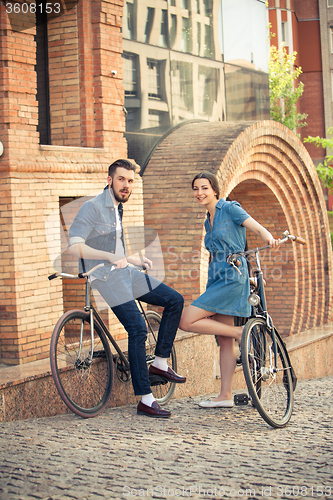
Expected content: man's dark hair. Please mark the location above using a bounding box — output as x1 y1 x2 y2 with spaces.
108 159 136 178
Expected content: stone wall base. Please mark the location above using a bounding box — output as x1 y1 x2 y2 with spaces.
0 325 332 422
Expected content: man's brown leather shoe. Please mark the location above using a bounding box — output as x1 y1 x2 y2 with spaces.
149 365 186 384
137 401 171 418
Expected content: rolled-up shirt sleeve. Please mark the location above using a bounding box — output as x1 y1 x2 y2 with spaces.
227 201 250 226
68 200 97 248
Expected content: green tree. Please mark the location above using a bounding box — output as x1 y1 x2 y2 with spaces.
269 45 307 131
304 131 333 249
304 128 333 193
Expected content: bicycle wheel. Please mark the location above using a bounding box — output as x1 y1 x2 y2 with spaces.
145 311 177 405
241 317 294 428
50 310 113 418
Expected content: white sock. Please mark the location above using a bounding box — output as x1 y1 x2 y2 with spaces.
152 356 168 371
141 393 155 407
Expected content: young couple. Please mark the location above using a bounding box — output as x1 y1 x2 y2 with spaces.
68 159 279 418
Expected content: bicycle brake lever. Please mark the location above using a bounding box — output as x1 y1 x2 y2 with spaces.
230 261 242 275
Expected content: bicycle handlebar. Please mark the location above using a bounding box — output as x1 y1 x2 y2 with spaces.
227 231 306 266
292 235 306 245
48 262 147 281
48 262 105 281
277 233 306 248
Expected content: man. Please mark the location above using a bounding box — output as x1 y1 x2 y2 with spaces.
68 159 185 418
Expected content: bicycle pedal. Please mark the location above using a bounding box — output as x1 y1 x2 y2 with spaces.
92 350 106 359
149 374 168 386
236 355 242 365
234 393 249 406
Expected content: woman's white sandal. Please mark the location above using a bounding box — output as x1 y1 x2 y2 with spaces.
198 399 234 408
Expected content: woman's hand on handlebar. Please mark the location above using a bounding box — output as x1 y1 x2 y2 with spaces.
266 235 280 250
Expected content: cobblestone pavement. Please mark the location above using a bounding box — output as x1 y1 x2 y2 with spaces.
0 376 332 500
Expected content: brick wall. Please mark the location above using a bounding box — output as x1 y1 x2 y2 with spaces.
0 162 143 364
294 0 319 20
294 0 325 160
0 0 133 364
143 120 333 337
47 1 81 146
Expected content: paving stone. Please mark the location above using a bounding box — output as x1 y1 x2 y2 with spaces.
0 377 332 500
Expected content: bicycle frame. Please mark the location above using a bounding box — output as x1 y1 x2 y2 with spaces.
48 262 178 415
51 264 157 373
83 277 130 367
227 231 306 373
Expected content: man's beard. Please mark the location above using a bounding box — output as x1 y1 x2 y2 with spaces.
113 189 131 203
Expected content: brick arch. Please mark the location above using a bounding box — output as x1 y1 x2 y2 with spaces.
143 120 333 336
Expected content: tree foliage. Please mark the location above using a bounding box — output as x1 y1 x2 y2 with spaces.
269 45 307 131
304 128 333 192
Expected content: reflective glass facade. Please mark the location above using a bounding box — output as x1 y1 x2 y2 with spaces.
123 0 269 168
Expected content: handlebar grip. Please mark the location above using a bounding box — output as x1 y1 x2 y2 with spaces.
295 236 306 245
48 273 58 280
130 264 147 271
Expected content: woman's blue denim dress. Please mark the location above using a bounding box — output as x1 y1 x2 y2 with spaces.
191 198 251 317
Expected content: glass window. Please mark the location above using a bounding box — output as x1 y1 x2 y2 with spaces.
203 0 213 17
198 66 219 116
149 110 168 128
144 7 155 44
197 22 201 55
148 110 161 128
225 64 269 121
123 53 138 97
180 17 192 53
170 14 177 47
330 28 333 53
124 2 136 40
171 61 193 111
159 10 169 47
147 59 161 99
328 0 333 7
281 22 286 43
204 24 214 58
125 109 140 132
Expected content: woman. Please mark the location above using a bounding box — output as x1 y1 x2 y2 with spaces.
179 172 279 408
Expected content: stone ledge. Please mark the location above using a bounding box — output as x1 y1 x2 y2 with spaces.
40 145 107 154
0 324 332 422
0 329 197 392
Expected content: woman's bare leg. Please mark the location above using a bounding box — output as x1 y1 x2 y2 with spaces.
179 305 242 344
213 315 236 401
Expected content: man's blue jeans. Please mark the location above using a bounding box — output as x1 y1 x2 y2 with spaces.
92 267 184 396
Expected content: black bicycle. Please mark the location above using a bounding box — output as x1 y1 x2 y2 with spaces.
227 230 305 428
48 264 176 418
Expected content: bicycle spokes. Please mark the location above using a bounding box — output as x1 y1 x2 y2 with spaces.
242 317 294 428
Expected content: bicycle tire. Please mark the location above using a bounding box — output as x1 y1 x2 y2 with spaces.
145 311 177 405
241 317 294 428
50 310 114 418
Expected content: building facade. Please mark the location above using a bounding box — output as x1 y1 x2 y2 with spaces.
268 0 333 210
0 0 332 368
123 0 270 167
